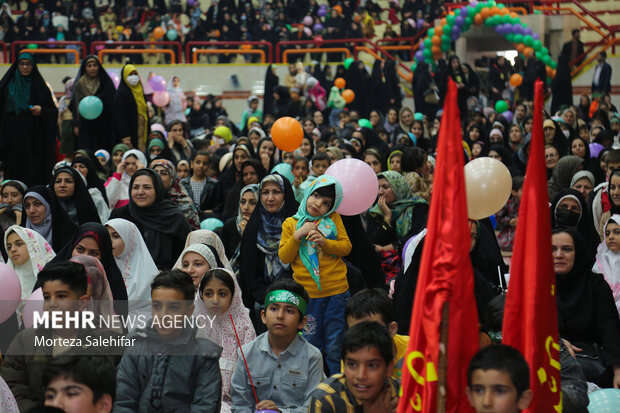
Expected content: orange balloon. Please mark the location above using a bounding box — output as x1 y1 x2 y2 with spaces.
546 66 554 77
516 43 525 53
474 14 483 25
551 69 556 78
481 7 490 19
334 77 346 89
334 5 342 15
440 18 447 26
271 117 303 152
509 73 523 87
431 45 441 55
435 25 443 36
342 89 355 104
523 47 534 57
499 8 509 15
432 35 441 46
509 12 518 18
153 27 165 39
490 6 500 15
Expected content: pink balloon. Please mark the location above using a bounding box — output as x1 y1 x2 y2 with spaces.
325 159 379 216
108 71 120 89
153 91 170 107
303 27 312 37
303 16 313 26
22 288 43 329
0 263 21 323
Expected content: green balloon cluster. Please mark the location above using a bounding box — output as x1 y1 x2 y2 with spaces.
343 57 354 70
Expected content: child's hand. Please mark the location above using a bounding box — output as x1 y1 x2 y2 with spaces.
256 400 280 412
294 222 317 240
509 217 517 228
116 160 125 174
307 229 325 246
293 176 302 188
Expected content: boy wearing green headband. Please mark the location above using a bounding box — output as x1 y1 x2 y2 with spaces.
279 175 352 376
231 279 325 413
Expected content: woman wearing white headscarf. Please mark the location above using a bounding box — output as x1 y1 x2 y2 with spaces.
593 214 620 312
104 149 146 209
105 218 159 303
173 243 221 288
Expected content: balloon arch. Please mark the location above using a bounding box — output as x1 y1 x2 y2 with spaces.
411 0 557 83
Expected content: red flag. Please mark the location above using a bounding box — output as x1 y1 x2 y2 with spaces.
397 79 479 413
502 80 562 413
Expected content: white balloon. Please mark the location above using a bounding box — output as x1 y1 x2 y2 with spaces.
464 157 512 220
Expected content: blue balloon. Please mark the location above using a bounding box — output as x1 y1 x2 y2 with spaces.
455 15 465 26
532 32 540 41
415 50 425 62
523 26 533 35
588 389 620 413
513 24 524 35
200 218 224 231
166 29 178 40
313 23 323 32
78 96 103 120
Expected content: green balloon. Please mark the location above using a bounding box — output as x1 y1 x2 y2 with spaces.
27 44 38 49
410 63 417 72
546 77 551 86
424 38 432 49
484 18 493 27
495 100 508 113
441 42 450 52
465 16 473 25
533 39 542 51
543 55 552 66
423 48 432 59
443 24 453 35
468 8 476 18
487 1 497 7
506 33 514 42
550 60 557 69
513 18 521 25
441 34 451 44
535 51 543 60
446 15 455 25
343 58 354 70
475 4 484 12
428 28 435 37
463 23 471 32
541 47 549 56
358 119 372 129
502 15 512 24
534 10 542 15
454 8 461 16
514 34 523 44
493 15 502 26
523 35 533 47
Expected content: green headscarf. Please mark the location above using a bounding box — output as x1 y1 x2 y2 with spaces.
292 175 343 290
7 53 34 115
112 143 130 155
148 138 165 151
370 170 427 238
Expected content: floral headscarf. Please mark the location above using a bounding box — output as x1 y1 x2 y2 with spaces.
371 170 428 238
292 175 343 289
150 158 200 229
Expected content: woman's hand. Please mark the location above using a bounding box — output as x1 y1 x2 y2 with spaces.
307 229 326 247
30 105 41 116
239 219 248 235
14 210 22 224
561 339 582 358
378 196 392 223
116 160 126 175
294 222 317 240
613 366 620 388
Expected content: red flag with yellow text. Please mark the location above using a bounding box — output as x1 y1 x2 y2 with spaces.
502 80 562 413
397 78 479 413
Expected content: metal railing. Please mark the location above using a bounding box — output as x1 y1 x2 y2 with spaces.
192 48 266 63
185 41 273 64
10 41 86 62
97 48 176 63
90 41 183 64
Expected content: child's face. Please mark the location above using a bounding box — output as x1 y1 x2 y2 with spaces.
261 302 305 339
389 155 401 172
472 143 482 158
282 152 294 164
191 155 209 178
6 231 29 266
466 369 531 413
343 346 392 403
151 287 194 339
177 163 190 179
306 191 334 217
45 376 112 413
511 187 523 202
294 162 309 181
312 160 329 176
42 280 88 313
250 100 258 110
181 252 211 288
200 277 233 314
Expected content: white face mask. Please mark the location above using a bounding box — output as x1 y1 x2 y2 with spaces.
563 129 570 138
126 74 140 86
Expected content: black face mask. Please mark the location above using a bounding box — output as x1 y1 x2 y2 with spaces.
555 208 580 227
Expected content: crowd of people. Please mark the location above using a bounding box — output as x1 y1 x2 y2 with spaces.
0 0 449 64
0 2 618 412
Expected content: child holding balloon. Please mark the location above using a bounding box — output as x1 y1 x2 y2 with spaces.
279 175 352 375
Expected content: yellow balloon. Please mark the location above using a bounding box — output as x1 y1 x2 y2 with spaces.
464 158 512 220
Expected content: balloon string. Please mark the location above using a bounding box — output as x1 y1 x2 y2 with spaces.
230 314 259 405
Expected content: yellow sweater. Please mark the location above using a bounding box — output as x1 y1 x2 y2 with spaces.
279 212 352 298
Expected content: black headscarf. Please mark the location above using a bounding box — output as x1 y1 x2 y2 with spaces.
0 53 57 186
69 55 116 152
50 222 128 307
554 227 593 323
50 167 101 225
256 138 277 171
239 173 299 307
568 135 592 171
74 148 109 182
21 185 77 252
222 158 267 219
71 155 109 205
263 64 279 117
370 60 389 114
550 189 600 256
